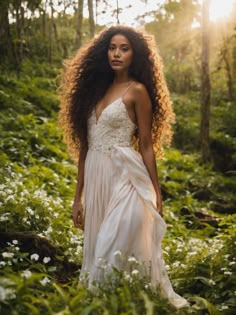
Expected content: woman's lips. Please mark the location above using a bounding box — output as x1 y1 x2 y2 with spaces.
112 60 122 65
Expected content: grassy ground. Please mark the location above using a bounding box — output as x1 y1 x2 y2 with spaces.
0 62 235 315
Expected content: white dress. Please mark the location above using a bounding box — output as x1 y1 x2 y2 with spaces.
80 85 188 309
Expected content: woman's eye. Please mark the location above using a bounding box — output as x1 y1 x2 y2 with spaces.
109 46 129 52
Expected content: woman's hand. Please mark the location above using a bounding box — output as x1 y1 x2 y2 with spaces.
156 192 163 217
72 201 84 230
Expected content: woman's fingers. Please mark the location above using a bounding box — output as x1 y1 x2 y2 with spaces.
73 214 79 228
156 200 163 217
78 213 84 230
72 205 84 229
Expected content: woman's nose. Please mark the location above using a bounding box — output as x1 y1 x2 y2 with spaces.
114 49 120 57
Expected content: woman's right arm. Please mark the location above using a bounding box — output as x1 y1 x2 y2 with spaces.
72 145 88 229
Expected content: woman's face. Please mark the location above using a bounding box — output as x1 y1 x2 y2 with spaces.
107 34 133 72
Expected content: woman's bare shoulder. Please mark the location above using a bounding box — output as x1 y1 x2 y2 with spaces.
132 81 148 93
131 81 151 104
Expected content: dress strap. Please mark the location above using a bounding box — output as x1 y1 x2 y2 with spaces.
121 81 135 97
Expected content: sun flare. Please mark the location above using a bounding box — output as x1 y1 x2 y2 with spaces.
209 0 235 21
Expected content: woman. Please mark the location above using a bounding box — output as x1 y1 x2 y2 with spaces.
59 25 188 308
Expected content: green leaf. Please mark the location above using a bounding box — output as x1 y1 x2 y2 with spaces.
52 283 68 304
140 291 154 315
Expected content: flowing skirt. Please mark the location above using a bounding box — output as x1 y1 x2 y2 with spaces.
80 146 188 309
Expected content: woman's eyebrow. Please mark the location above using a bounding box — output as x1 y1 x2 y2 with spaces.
109 43 129 46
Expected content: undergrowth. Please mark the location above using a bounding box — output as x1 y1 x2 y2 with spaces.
0 62 235 315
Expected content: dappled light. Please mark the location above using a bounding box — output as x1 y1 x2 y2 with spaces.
209 0 235 21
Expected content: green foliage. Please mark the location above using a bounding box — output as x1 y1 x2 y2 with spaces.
0 61 236 315
171 93 200 151
171 92 236 175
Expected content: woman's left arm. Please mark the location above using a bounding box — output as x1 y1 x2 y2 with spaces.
134 84 163 216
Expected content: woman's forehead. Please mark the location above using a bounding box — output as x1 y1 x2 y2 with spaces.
109 34 131 45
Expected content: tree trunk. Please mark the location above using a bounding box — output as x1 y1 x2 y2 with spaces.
48 2 54 63
116 0 120 24
233 46 236 81
95 0 98 24
88 0 95 38
200 0 211 163
0 0 13 61
53 17 60 53
14 1 25 76
223 52 234 101
75 0 84 49
41 0 47 38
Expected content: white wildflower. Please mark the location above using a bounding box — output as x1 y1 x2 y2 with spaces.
37 233 45 237
30 253 39 261
128 256 137 263
21 270 32 279
229 261 235 266
113 250 122 257
131 269 139 276
124 273 131 281
0 213 10 222
70 235 80 244
45 226 52 236
0 261 6 267
172 261 180 268
43 257 51 264
6 195 15 202
40 277 50 286
0 287 15 302
12 240 18 245
2 252 14 259
5 189 13 194
220 305 229 310
97 257 107 269
224 271 232 276
26 207 34 215
0 286 6 302
34 189 47 199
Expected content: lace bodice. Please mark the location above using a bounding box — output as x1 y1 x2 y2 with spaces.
88 97 136 153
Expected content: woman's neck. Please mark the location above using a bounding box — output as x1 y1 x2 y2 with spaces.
113 72 132 84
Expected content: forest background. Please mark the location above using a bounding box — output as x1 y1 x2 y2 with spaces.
0 0 235 314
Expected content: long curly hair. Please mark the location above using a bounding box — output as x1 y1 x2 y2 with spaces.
58 25 175 161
